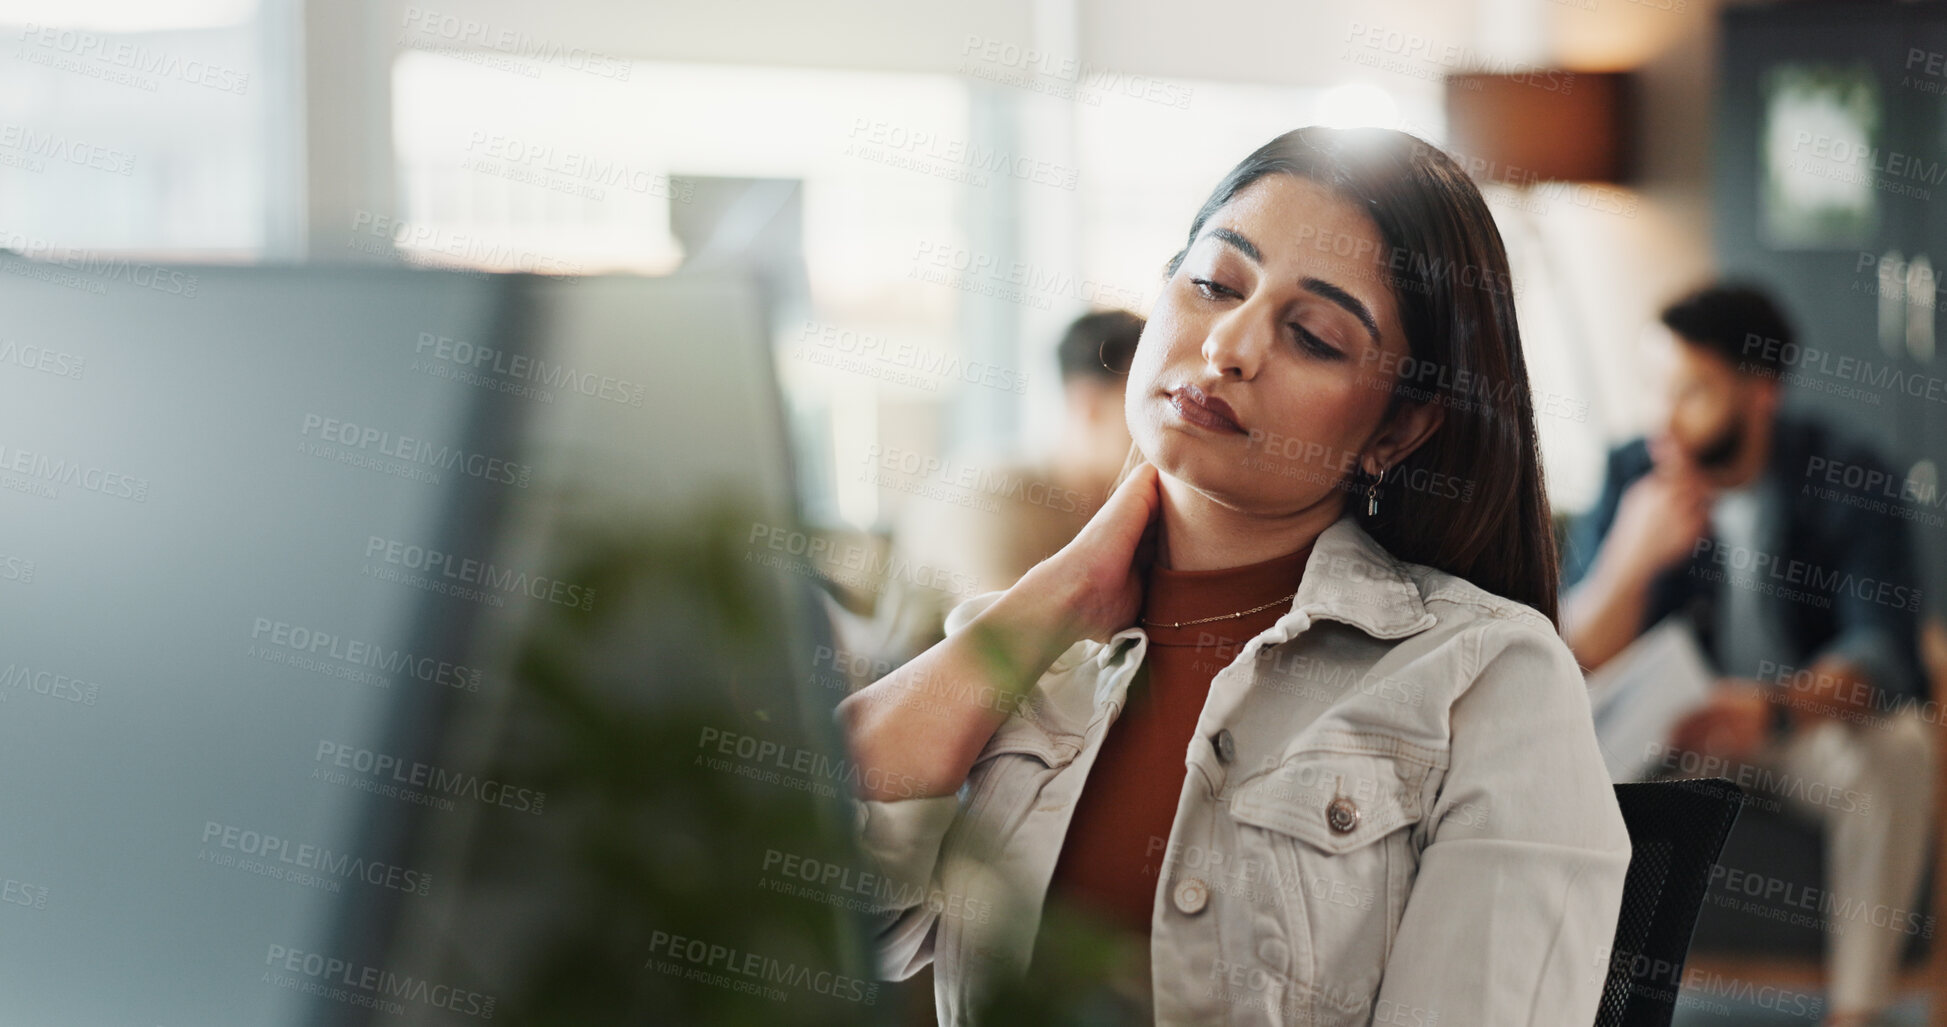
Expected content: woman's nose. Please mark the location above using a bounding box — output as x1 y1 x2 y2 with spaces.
1200 309 1271 379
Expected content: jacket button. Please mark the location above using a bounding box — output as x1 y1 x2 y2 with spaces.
1172 877 1209 915
1212 729 1236 764
1326 795 1360 834
1257 936 1289 966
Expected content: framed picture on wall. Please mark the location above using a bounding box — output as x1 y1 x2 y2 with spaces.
1759 63 1881 249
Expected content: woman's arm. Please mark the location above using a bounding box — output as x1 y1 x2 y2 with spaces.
835 459 1162 802
835 565 1090 801
1371 617 1632 1026
834 461 1163 980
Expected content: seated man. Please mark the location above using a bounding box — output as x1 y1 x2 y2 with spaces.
1561 282 1935 1027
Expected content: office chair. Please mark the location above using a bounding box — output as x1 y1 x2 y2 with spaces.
1594 778 1747 1027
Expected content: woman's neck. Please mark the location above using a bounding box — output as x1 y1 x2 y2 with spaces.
1154 473 1343 572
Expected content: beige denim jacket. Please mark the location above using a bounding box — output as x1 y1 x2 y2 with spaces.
847 513 1631 1026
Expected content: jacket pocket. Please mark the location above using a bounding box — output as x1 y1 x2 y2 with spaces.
958 711 1078 846
1225 744 1434 1026
970 701 1082 774
1229 749 1428 852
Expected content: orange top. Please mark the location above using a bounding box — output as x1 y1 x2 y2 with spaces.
1040 539 1314 937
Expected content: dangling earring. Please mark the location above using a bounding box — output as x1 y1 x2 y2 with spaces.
1099 339 1130 375
1366 466 1386 517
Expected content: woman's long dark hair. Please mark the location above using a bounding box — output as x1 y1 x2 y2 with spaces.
1150 126 1560 623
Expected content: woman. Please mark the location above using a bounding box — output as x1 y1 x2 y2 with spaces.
835 126 1630 1026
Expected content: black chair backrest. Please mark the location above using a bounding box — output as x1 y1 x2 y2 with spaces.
1593 778 1746 1027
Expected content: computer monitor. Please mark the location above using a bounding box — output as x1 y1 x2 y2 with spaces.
0 255 863 1024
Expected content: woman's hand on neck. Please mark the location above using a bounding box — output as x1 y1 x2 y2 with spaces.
1154 470 1342 572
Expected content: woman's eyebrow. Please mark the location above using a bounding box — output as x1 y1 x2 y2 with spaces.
1300 276 1381 347
1210 226 1261 263
1208 226 1381 346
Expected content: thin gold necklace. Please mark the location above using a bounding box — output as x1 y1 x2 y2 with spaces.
1139 590 1298 629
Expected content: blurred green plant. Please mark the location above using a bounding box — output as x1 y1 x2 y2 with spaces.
391 491 1150 1026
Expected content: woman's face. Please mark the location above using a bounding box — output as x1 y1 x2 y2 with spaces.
1126 173 1441 516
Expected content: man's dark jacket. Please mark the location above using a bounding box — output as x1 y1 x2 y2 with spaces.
1560 409 1927 704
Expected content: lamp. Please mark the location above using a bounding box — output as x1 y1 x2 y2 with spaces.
1440 70 1634 440
1444 71 1632 184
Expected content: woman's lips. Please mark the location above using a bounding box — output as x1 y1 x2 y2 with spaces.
1168 385 1246 435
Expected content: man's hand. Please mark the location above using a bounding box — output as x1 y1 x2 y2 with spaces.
1562 436 1716 672
1668 680 1773 761
1602 435 1715 581
1772 656 1882 725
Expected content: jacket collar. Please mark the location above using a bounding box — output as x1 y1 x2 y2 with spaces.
1284 513 1436 639
1093 512 1437 670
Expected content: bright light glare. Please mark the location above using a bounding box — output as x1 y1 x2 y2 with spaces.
1314 82 1400 129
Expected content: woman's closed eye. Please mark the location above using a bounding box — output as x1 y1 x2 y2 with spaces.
1191 277 1345 360
1289 320 1345 360
1189 277 1238 301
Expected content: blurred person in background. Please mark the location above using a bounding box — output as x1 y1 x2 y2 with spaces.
862 309 1143 673
1561 282 1935 1027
